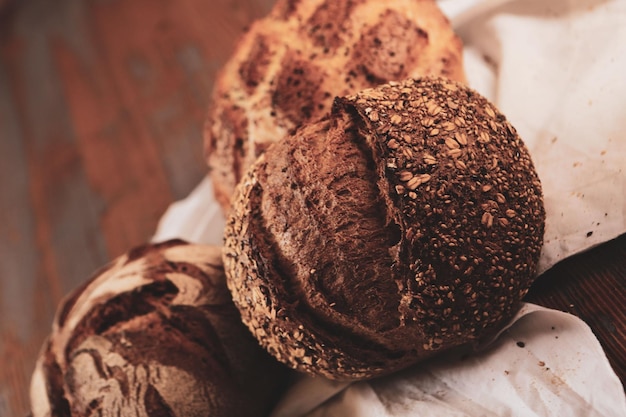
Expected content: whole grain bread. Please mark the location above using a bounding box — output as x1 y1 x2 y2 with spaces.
223 77 545 380
205 0 466 212
30 240 289 417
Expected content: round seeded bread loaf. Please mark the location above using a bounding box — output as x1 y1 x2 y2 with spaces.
204 0 466 212
30 240 289 417
223 77 546 380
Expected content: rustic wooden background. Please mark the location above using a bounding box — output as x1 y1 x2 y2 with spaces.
0 0 275 415
0 0 624 416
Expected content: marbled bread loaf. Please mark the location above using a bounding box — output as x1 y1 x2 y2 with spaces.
30 240 289 417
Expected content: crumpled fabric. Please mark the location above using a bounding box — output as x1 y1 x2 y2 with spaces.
271 303 625 417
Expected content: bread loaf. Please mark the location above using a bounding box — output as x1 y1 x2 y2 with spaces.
205 0 466 212
224 77 546 380
30 240 289 417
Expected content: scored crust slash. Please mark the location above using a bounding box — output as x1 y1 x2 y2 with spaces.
223 77 545 381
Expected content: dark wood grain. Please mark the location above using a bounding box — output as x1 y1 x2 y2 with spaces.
0 1 624 416
0 1 273 415
526 234 626 388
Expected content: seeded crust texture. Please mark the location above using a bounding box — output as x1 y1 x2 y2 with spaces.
30 240 289 417
224 77 546 380
205 0 466 212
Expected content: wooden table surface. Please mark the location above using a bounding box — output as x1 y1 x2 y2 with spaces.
0 1 624 416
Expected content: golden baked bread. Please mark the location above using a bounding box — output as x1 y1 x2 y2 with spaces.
205 0 466 212
30 240 289 417
224 77 546 380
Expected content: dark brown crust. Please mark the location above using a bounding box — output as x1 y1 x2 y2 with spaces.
31 241 290 417
306 0 356 50
205 0 466 213
41 341 72 417
271 52 327 125
224 77 546 380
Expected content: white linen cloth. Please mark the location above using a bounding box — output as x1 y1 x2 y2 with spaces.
153 0 626 414
271 304 623 417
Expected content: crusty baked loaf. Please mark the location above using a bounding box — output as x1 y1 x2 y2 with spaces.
30 240 289 417
223 77 546 380
205 0 466 212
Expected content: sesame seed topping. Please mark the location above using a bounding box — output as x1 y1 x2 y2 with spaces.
445 137 460 149
443 122 456 131
454 131 468 145
482 212 494 228
478 131 491 143
225 77 546 381
427 103 442 116
422 117 434 127
406 176 423 190
447 99 459 110
424 154 437 165
447 148 462 158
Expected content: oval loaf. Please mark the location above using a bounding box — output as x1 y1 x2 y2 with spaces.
205 0 466 212
30 240 289 417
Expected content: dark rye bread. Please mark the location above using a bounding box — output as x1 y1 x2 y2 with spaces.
204 0 466 212
30 240 289 417
223 77 546 380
